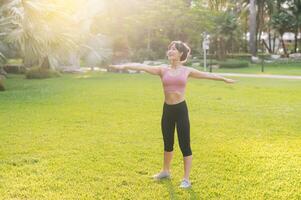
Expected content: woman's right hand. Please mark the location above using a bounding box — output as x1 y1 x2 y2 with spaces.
224 78 237 84
109 65 125 70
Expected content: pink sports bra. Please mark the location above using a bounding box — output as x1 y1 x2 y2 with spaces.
160 67 190 93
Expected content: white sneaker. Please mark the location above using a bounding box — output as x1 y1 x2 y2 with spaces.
152 171 170 180
179 179 191 188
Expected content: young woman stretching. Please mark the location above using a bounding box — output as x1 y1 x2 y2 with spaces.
109 41 236 189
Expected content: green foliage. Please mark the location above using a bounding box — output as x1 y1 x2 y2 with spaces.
214 11 238 36
3 65 26 74
188 58 249 69
93 0 211 59
0 1 80 68
218 59 249 68
7 59 22 65
186 58 219 67
25 67 61 79
130 49 159 62
266 59 301 64
226 53 252 60
0 0 111 69
270 9 297 34
1 0 300 64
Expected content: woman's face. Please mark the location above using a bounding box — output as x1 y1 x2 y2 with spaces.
167 43 183 61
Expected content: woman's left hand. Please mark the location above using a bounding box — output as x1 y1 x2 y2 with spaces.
224 78 237 84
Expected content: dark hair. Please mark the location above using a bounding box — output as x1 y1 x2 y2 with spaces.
168 41 191 63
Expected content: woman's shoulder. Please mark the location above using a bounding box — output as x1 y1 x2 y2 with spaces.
160 65 170 71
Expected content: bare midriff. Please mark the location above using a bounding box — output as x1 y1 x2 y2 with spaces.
164 91 185 105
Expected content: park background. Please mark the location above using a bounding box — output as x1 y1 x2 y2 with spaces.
0 0 301 199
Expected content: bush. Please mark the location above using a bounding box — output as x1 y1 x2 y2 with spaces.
266 59 301 65
218 60 249 68
186 58 219 67
226 53 252 60
26 67 61 79
130 49 159 62
3 64 26 74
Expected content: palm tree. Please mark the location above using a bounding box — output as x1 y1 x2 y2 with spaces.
0 0 80 69
271 9 297 57
208 0 229 11
0 0 111 70
290 0 301 53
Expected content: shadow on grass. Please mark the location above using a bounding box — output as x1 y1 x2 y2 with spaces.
187 187 200 200
155 179 200 200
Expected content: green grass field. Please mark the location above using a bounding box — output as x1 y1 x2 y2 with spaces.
202 63 301 76
0 73 301 199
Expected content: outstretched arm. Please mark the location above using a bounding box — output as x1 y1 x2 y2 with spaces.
188 67 236 83
108 63 161 76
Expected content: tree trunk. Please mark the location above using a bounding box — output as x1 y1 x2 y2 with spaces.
0 76 5 91
280 34 288 57
294 30 298 53
256 0 263 56
40 56 51 69
147 27 151 50
262 39 272 53
244 16 248 52
268 28 272 53
297 29 301 53
23 39 39 68
295 0 300 53
217 37 226 60
249 0 257 56
272 33 276 53
258 31 262 52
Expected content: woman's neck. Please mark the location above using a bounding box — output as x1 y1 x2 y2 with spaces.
170 60 182 69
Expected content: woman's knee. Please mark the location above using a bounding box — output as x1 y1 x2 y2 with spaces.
164 141 174 152
180 145 192 157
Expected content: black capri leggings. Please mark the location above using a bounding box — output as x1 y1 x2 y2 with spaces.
161 100 192 157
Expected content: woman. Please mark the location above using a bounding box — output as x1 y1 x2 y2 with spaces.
109 41 236 189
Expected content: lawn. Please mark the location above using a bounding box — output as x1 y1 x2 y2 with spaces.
0 73 301 199
211 62 301 76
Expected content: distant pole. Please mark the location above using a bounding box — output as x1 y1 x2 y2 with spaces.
209 51 212 73
204 47 207 71
202 32 210 72
261 39 264 72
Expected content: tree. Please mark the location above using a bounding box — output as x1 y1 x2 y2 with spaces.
287 0 301 52
0 0 109 70
271 8 297 56
211 11 239 60
92 0 211 60
0 0 80 69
